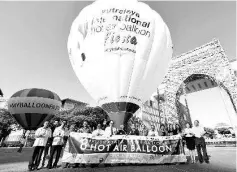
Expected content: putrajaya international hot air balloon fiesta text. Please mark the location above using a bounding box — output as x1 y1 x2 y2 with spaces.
91 8 151 38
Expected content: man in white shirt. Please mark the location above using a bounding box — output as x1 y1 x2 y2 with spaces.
148 125 159 137
192 120 209 164
104 120 117 136
41 119 60 168
47 120 67 169
92 124 104 136
28 121 52 171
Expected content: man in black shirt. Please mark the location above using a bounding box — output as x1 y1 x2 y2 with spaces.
101 120 107 130
128 124 139 136
117 125 126 135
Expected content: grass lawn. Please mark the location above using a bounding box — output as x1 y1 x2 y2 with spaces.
0 148 32 164
0 148 33 172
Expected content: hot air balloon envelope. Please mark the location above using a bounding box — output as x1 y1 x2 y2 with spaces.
68 0 173 129
8 88 61 130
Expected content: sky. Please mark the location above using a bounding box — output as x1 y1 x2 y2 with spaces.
0 1 236 128
180 87 237 128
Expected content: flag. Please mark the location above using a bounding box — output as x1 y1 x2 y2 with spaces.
0 89 3 97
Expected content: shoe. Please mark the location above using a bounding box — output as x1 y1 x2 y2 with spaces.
39 165 44 169
205 160 210 164
31 166 37 171
28 165 32 171
200 161 203 164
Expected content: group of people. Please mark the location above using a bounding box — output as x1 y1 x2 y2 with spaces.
75 120 182 137
183 120 210 164
27 119 209 171
28 120 68 171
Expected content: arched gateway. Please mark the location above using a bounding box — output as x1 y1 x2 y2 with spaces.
160 39 237 124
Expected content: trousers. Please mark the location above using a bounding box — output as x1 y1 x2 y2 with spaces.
41 142 53 166
28 146 45 169
47 145 63 168
195 137 209 162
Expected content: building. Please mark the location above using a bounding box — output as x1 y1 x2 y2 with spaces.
0 97 8 110
60 98 88 112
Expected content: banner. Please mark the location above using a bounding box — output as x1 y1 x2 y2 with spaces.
62 133 187 164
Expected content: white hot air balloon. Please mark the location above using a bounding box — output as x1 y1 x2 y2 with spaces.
68 0 173 130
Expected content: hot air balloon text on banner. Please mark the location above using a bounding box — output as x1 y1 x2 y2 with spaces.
68 0 173 129
8 88 61 130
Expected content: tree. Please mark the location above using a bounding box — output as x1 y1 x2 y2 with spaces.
217 127 231 135
0 109 15 143
54 106 108 129
214 123 232 135
0 109 16 126
215 123 230 129
204 127 215 139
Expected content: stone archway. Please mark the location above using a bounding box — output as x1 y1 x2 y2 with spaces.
175 73 236 128
162 39 237 123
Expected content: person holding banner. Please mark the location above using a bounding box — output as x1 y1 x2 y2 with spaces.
117 125 126 135
104 120 117 136
139 124 148 136
28 121 52 171
63 123 76 169
92 124 104 136
101 120 108 130
148 125 159 137
192 120 210 164
47 120 67 169
158 124 167 136
172 124 178 135
78 121 92 134
167 124 174 136
129 124 139 135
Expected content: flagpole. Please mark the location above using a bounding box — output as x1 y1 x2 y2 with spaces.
157 88 161 127
182 83 191 124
